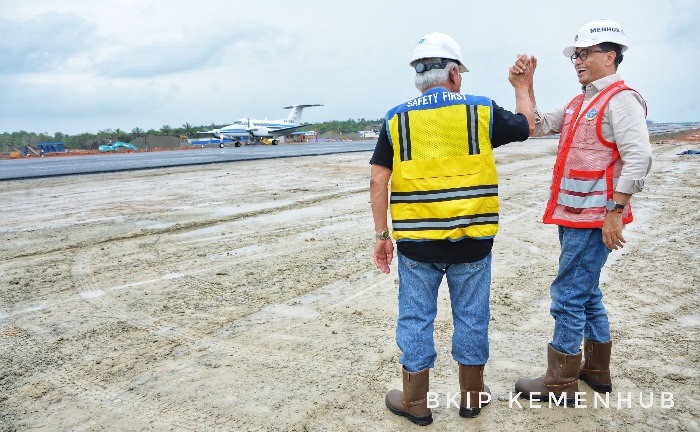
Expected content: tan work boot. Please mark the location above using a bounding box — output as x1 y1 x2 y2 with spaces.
459 364 491 418
385 367 433 426
514 344 581 406
579 338 612 393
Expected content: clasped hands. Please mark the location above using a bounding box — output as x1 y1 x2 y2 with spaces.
509 54 537 88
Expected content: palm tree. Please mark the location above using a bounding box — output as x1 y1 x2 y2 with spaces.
131 127 145 151
160 125 172 136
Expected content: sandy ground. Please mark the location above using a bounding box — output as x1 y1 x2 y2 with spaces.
0 139 698 431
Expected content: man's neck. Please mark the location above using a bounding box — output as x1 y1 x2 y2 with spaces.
424 82 459 93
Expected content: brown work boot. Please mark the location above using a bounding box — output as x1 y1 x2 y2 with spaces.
514 344 581 407
579 338 612 393
385 367 433 426
459 364 491 418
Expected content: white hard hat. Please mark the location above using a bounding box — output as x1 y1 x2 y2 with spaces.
410 32 469 73
563 19 629 57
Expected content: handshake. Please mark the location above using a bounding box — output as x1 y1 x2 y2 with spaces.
509 54 537 89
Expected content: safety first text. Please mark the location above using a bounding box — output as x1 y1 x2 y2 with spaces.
406 92 471 108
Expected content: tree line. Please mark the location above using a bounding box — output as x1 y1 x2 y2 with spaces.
312 118 383 135
0 118 384 152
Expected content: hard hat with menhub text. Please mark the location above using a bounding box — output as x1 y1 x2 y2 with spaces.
563 19 629 57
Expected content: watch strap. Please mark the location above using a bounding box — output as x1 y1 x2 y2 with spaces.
606 199 625 213
375 230 390 240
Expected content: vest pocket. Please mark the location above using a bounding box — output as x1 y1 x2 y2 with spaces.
400 155 482 179
569 121 599 149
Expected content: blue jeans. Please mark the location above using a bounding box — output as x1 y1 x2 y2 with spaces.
396 251 491 372
550 226 611 355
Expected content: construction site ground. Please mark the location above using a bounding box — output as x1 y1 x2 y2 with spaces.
0 135 698 431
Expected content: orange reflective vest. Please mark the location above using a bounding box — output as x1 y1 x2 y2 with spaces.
543 81 646 228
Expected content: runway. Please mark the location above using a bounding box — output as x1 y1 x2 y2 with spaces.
0 141 376 181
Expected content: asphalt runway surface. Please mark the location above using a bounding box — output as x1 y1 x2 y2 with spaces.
0 141 376 181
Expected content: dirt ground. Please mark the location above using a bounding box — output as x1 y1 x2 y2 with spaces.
0 138 698 431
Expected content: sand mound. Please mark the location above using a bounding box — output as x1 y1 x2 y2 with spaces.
130 135 188 149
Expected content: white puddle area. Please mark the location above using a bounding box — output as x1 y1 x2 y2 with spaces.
224 271 379 333
210 200 295 218
235 304 320 328
245 206 332 225
677 314 700 327
0 269 212 321
6 215 129 232
135 220 177 229
172 203 325 241
174 225 228 243
75 216 128 225
182 206 336 246
79 290 106 299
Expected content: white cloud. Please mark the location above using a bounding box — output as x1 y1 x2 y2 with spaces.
0 12 95 74
0 0 697 135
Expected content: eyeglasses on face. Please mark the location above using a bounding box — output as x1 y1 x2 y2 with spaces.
570 48 610 63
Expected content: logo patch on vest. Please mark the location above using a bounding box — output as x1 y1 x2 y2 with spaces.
585 108 598 121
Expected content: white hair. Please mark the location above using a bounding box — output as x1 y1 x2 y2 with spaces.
414 59 460 92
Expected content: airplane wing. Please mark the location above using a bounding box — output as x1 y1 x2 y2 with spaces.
267 123 315 136
281 104 323 109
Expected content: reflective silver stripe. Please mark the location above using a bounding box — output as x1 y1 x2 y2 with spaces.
557 192 607 208
560 177 619 193
468 105 479 155
393 215 499 231
399 112 410 161
391 186 498 203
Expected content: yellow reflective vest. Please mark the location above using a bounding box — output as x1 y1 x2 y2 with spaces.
386 87 499 241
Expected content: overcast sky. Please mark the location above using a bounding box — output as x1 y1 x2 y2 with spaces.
1 0 697 135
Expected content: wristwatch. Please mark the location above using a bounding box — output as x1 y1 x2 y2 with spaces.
605 199 625 213
375 229 390 240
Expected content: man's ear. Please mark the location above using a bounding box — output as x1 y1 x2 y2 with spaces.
450 66 463 92
451 67 460 82
606 51 617 67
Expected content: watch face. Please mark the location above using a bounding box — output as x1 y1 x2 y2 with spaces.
605 200 615 211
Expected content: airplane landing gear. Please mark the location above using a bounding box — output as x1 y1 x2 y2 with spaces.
219 142 225 148
234 141 241 147
272 139 279 145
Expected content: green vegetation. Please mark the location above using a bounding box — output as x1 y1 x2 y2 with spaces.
310 118 383 135
0 118 383 152
0 123 219 152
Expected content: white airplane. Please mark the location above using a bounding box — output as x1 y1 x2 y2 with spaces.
199 104 323 147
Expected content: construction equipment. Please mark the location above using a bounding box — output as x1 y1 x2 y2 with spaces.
98 142 139 152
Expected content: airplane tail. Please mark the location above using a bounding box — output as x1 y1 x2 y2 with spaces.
283 104 323 124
